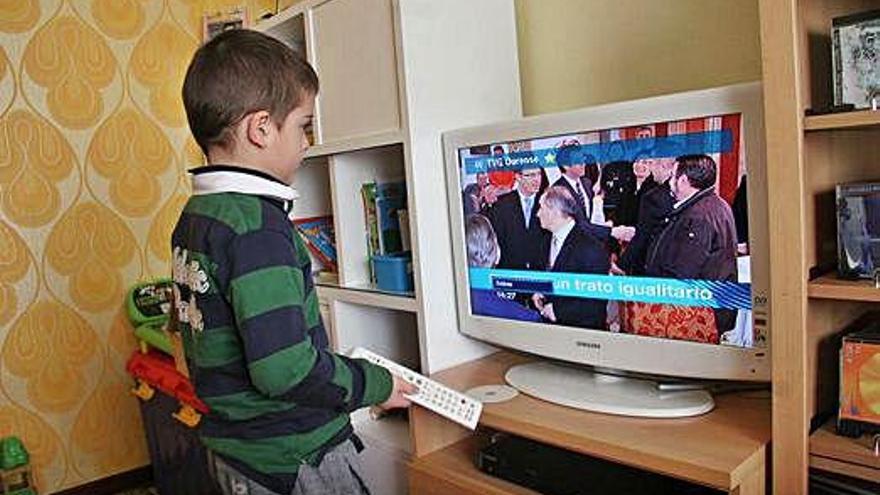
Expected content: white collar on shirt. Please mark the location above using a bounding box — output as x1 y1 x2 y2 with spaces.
190 165 300 215
191 166 299 199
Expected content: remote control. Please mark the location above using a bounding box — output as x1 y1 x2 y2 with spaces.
350 347 483 430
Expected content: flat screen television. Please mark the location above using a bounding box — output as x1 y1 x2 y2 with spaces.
443 83 769 417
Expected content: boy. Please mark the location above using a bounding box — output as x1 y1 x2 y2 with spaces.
173 29 413 495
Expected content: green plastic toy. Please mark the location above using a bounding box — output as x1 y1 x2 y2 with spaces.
0 437 27 471
1 436 37 495
134 322 173 355
126 279 174 326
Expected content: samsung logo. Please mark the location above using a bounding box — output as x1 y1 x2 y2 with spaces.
575 341 601 350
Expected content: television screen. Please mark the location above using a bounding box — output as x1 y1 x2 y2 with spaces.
458 113 763 350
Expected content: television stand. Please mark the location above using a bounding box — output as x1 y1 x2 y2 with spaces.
505 361 714 418
409 351 770 495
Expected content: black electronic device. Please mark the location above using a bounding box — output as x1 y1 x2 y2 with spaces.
475 434 722 495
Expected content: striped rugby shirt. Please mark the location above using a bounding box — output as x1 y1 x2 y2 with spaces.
171 165 392 493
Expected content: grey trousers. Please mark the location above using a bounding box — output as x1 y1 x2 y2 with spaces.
208 441 371 495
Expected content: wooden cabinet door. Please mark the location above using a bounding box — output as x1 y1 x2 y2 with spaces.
311 0 401 145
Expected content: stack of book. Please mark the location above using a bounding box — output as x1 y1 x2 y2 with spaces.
361 180 409 283
293 216 337 274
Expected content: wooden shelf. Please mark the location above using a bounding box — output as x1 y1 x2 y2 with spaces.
305 130 404 159
412 352 771 494
759 0 880 491
410 437 538 495
316 283 418 313
804 110 880 132
807 273 880 303
810 421 880 484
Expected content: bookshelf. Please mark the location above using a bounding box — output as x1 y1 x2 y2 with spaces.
316 284 417 312
758 0 880 492
257 2 521 492
258 0 521 372
329 144 406 288
810 420 880 483
808 273 880 303
304 130 404 159
804 109 880 131
409 352 771 495
410 437 536 495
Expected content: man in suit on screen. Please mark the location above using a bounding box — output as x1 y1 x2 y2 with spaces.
486 167 548 271
532 185 611 329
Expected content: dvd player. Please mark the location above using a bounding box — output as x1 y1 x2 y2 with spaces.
475 434 722 495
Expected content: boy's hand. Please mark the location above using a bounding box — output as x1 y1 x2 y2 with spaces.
378 374 417 410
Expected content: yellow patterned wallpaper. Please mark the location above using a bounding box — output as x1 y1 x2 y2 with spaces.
0 0 294 491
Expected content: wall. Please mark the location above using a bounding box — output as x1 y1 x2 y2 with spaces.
515 0 762 114
0 0 291 491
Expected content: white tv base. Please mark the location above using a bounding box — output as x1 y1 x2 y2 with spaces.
505 361 715 418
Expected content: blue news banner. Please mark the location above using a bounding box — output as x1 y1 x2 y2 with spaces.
462 130 734 175
469 268 752 310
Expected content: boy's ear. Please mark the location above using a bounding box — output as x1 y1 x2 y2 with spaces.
243 110 275 148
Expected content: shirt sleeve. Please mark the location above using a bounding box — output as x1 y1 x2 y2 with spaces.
226 228 392 411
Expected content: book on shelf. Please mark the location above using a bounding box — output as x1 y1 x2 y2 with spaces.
361 180 409 283
361 183 381 282
292 215 337 273
832 10 880 110
398 208 411 252
375 181 406 255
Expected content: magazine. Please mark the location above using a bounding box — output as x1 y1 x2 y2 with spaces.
293 216 337 272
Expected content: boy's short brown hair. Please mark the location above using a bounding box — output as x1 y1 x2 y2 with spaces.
182 29 318 154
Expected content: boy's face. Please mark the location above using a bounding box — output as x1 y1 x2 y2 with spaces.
267 93 315 184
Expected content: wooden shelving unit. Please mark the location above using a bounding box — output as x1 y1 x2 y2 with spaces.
257 0 521 376
409 437 537 495
808 274 880 303
409 352 771 495
758 0 880 492
810 421 880 484
303 130 404 159
804 110 880 132
316 284 418 313
258 2 522 493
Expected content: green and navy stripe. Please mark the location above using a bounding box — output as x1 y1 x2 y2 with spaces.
171 166 392 493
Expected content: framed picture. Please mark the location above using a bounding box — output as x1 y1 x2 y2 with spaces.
203 8 249 43
832 10 880 109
